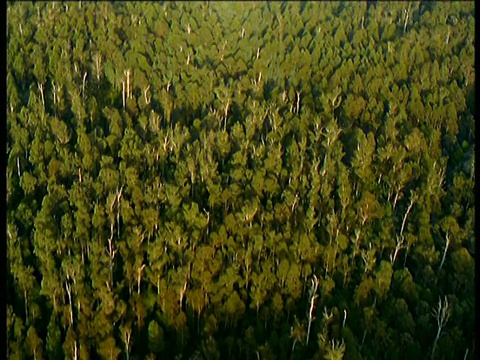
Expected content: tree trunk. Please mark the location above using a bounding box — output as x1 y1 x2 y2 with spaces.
400 195 415 237
38 82 45 111
122 80 126 108
82 72 87 100
137 264 145 295
403 5 410 34
437 234 450 275
306 276 319 345
24 290 29 320
391 236 404 265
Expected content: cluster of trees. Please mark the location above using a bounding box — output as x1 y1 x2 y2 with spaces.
7 1 475 359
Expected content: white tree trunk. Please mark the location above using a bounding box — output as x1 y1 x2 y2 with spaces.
306 275 319 345
82 72 87 100
296 90 302 114
38 82 45 110
403 5 411 34
122 80 126 108
66 282 73 326
137 264 146 295
437 234 450 275
400 195 416 237
431 296 450 359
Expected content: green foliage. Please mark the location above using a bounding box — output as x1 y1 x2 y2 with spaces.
25 325 44 359
98 336 122 360
373 261 393 302
7 1 474 359
451 248 474 289
148 319 166 354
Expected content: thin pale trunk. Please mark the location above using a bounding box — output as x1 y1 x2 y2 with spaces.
403 6 410 34
144 85 151 104
66 282 73 326
361 330 367 349
73 341 78 360
82 72 87 100
342 309 348 328
392 237 404 265
24 290 28 320
53 83 57 105
125 69 131 99
125 70 130 100
306 318 313 346
431 296 450 359
437 234 450 275
137 264 145 295
393 190 400 209
117 210 120 239
95 54 102 81
296 90 301 114
38 82 45 111
179 280 187 308
431 326 442 359
306 276 319 345
108 224 116 288
122 81 126 108
123 329 131 360
400 197 415 237
224 101 229 131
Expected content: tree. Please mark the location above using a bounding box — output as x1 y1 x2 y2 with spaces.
148 319 166 354
306 275 319 345
46 315 63 359
250 272 268 315
355 191 383 226
431 296 451 360
98 336 121 360
451 247 474 291
202 336 221 360
436 215 462 278
290 317 306 354
120 321 133 360
351 129 376 186
322 339 346 360
25 325 44 360
373 261 393 302
285 263 302 301
224 290 245 327
392 268 420 307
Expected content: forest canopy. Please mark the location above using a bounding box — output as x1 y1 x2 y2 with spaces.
6 1 475 360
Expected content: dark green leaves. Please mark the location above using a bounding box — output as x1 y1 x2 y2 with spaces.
148 320 166 353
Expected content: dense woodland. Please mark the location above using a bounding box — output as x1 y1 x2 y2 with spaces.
6 2 475 359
